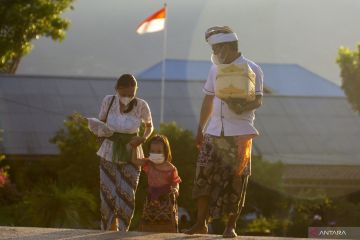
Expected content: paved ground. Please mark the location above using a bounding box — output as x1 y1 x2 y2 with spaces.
0 227 336 240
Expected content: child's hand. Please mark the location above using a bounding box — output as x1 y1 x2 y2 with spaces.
141 157 150 161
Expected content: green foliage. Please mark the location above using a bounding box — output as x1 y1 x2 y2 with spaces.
0 0 74 73
8 157 59 193
245 217 289 236
327 198 360 226
19 183 97 228
287 193 333 237
251 156 284 192
0 129 18 204
0 129 5 162
0 144 8 187
50 112 99 196
337 43 360 113
245 156 286 218
0 113 100 229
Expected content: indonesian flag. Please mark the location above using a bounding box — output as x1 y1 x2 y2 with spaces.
136 7 166 34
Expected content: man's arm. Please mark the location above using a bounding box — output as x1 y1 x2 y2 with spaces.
199 95 214 130
196 94 214 147
241 95 263 112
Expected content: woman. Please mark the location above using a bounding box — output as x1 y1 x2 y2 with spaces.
96 74 153 231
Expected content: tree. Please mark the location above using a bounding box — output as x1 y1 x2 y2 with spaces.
0 129 8 188
20 183 97 228
337 43 360 113
50 112 100 197
0 0 74 73
14 112 100 228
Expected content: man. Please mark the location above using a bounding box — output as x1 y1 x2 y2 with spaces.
185 26 264 238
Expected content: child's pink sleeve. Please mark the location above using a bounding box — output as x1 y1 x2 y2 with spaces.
142 161 150 173
171 168 182 185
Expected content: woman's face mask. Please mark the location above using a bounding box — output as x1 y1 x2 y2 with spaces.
119 96 134 106
149 153 165 164
117 86 137 105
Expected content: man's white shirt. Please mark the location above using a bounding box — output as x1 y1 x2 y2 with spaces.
203 54 264 136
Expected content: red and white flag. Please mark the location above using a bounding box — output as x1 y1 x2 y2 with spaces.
136 7 166 34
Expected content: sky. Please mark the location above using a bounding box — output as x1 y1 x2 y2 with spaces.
17 0 360 85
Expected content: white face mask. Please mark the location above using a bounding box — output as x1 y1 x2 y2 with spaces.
149 153 165 164
119 96 134 106
211 53 221 65
211 44 234 65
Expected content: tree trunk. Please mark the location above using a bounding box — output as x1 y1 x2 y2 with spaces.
0 55 21 74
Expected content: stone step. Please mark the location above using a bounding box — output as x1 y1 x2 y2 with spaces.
0 227 334 240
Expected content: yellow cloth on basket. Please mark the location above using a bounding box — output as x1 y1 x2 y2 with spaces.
215 63 256 101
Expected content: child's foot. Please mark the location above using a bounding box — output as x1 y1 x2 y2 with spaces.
222 227 237 238
183 223 208 235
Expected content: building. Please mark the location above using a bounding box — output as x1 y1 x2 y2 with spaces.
1 59 359 197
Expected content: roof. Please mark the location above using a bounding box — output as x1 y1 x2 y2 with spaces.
254 95 360 165
136 59 345 97
1 74 359 166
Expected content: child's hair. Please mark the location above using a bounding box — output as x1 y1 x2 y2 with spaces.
148 134 172 162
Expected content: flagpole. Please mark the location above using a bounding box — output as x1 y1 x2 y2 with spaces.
160 0 167 124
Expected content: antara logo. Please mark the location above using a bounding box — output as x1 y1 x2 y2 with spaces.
319 230 347 236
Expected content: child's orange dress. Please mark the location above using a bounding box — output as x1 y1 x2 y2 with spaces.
139 161 181 233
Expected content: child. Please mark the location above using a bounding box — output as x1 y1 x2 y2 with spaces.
132 134 182 233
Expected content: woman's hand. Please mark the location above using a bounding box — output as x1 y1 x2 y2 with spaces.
129 136 146 148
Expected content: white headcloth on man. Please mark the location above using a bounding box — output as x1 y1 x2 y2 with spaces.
207 32 238 45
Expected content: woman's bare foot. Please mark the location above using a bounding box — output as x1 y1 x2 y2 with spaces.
222 227 237 238
183 223 208 235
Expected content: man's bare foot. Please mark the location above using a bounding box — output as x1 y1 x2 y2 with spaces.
222 227 237 238
183 223 208 235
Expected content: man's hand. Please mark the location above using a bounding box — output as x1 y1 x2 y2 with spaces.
196 127 204 149
223 96 262 115
227 102 245 114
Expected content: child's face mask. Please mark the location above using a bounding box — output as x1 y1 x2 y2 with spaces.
149 153 165 164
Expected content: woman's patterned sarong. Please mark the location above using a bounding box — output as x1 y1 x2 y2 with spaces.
100 158 140 231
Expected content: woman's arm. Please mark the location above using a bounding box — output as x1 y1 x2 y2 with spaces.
142 122 153 140
129 122 153 148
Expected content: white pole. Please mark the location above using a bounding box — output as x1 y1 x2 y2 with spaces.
160 1 167 124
